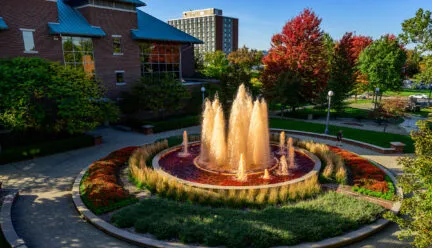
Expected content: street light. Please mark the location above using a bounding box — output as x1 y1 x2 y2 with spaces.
374 87 380 110
324 90 334 135
201 86 206 104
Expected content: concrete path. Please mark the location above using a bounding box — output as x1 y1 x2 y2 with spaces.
0 127 411 248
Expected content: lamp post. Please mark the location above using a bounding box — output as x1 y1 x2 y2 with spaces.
324 90 334 135
201 86 206 104
374 87 380 110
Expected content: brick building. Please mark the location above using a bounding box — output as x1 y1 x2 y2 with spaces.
168 8 238 55
0 0 202 98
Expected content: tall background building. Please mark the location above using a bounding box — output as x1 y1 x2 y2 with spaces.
168 8 238 55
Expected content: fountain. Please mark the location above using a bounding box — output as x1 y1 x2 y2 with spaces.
155 84 318 187
278 131 286 155
263 169 271 180
198 84 272 174
236 154 247 181
178 131 190 157
279 155 289 176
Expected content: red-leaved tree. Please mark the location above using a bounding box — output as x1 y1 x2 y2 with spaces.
350 35 373 98
262 9 328 102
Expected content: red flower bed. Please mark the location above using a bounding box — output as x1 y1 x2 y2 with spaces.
81 146 139 214
328 146 389 193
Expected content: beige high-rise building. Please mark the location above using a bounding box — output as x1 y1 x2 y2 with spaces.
168 8 238 55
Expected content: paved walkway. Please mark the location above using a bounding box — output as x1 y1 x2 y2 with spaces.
0 127 410 248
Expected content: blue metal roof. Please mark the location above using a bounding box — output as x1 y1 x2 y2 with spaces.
64 0 145 7
48 0 105 37
0 17 8 30
131 10 202 44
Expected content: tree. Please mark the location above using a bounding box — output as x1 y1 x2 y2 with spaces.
227 46 263 71
405 49 421 78
201 50 230 79
132 73 190 118
350 35 373 98
269 70 303 114
415 55 432 84
357 35 407 93
262 9 329 102
386 119 432 248
325 32 356 110
399 8 432 54
0 57 118 135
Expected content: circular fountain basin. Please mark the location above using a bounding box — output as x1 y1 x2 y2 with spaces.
152 142 321 190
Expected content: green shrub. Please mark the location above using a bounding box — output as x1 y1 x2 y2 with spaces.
0 57 118 134
0 134 94 164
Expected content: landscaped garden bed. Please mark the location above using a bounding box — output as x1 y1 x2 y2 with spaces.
329 146 396 200
80 146 139 214
77 132 398 247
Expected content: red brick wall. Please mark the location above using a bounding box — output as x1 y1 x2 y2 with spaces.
215 16 223 51
0 0 63 61
0 2 196 99
77 6 140 98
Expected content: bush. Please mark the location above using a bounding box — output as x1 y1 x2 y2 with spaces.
0 134 94 164
0 57 119 135
131 73 190 118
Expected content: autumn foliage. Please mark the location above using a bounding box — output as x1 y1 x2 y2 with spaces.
329 146 389 193
262 9 329 100
81 146 139 214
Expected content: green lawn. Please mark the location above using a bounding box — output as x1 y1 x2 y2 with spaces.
111 192 383 248
269 118 414 153
280 107 370 120
383 89 431 97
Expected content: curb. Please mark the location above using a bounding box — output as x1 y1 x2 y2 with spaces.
0 190 27 248
72 143 402 248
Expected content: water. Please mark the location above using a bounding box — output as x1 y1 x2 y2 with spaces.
199 84 271 174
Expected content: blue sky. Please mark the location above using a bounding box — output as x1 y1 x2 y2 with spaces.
141 0 432 50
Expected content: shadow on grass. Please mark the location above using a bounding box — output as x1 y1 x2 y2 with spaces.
111 192 384 248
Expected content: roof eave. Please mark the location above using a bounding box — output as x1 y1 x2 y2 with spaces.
48 23 106 37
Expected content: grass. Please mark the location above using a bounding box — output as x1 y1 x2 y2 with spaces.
383 89 431 97
269 118 414 153
280 107 370 120
111 192 384 248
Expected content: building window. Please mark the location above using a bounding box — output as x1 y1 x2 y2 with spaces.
20 29 37 53
139 42 181 79
112 35 123 55
116 70 126 85
62 36 95 76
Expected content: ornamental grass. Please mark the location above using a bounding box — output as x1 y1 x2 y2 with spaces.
129 140 321 208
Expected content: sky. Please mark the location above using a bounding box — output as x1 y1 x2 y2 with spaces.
140 0 432 51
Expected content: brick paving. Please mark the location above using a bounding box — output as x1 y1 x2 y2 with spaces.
0 126 411 248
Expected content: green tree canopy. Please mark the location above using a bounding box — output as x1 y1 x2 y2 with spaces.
268 70 303 113
227 46 263 71
399 8 432 54
386 119 432 247
0 57 118 135
201 50 230 79
132 73 190 118
357 35 407 93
